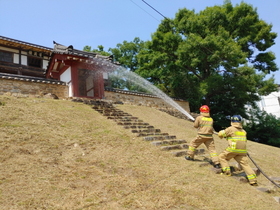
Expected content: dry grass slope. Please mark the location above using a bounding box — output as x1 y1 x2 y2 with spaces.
0 95 279 210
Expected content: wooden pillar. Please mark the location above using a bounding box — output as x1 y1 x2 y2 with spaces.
99 72 105 99
71 63 78 97
92 72 104 99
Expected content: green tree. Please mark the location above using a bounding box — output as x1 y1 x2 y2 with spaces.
83 45 111 56
136 1 278 122
244 107 280 147
107 37 150 92
109 37 145 72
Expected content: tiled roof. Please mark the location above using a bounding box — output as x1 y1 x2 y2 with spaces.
0 35 52 51
104 87 186 101
0 35 114 62
105 87 157 98
0 72 66 85
53 41 113 61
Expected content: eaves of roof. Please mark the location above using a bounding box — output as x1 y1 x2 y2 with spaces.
0 35 114 61
53 49 102 60
0 72 66 85
0 35 52 52
52 42 112 60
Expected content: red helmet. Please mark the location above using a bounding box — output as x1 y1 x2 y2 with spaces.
200 105 210 113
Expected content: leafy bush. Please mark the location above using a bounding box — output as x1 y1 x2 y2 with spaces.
244 107 280 147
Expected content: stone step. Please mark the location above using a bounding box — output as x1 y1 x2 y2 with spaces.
137 133 169 137
108 116 138 120
98 110 130 114
131 128 161 133
114 119 144 122
103 113 132 117
270 177 280 184
104 111 128 115
94 108 118 111
100 109 131 114
92 104 113 108
172 148 205 157
160 144 189 151
123 125 154 129
143 135 177 141
172 150 188 157
274 197 280 203
151 139 187 146
117 122 149 126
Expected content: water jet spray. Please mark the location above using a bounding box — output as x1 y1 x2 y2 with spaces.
108 66 195 121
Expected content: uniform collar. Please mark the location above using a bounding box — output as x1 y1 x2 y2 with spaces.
231 122 242 128
201 112 210 117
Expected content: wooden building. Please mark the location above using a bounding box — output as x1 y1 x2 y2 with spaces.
0 36 51 78
0 35 115 99
46 41 115 99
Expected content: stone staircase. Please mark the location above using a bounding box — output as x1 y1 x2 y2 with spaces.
87 100 205 158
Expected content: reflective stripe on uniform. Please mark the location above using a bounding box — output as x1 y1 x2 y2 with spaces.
226 148 247 153
226 130 247 153
189 146 196 151
228 137 246 141
235 131 245 136
227 131 246 141
210 153 218 157
199 125 212 128
202 117 213 122
247 174 257 180
222 167 230 172
199 117 213 128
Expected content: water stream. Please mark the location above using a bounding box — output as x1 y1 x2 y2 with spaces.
93 57 195 121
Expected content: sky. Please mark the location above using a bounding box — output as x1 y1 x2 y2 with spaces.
1 0 280 83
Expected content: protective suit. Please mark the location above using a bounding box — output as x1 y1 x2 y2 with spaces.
186 105 220 168
218 115 257 186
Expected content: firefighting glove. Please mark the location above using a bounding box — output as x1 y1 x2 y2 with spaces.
218 130 226 139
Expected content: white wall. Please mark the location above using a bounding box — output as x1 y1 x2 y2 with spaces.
21 55 27 65
257 87 280 118
43 60 49 69
13 54 19 64
60 67 72 97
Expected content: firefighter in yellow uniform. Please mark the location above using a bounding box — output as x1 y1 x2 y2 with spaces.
185 105 221 169
218 115 258 186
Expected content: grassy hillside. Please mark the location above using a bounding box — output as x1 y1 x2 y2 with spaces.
0 95 279 210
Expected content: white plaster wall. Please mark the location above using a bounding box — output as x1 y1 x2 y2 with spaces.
13 54 19 64
43 60 49 69
60 67 72 97
21 55 27 65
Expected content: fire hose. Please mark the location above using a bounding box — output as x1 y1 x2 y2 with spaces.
247 152 280 188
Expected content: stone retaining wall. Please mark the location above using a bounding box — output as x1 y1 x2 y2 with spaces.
104 89 190 113
0 78 68 98
0 77 190 113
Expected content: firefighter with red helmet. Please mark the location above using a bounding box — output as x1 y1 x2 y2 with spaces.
218 115 258 186
185 105 221 168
